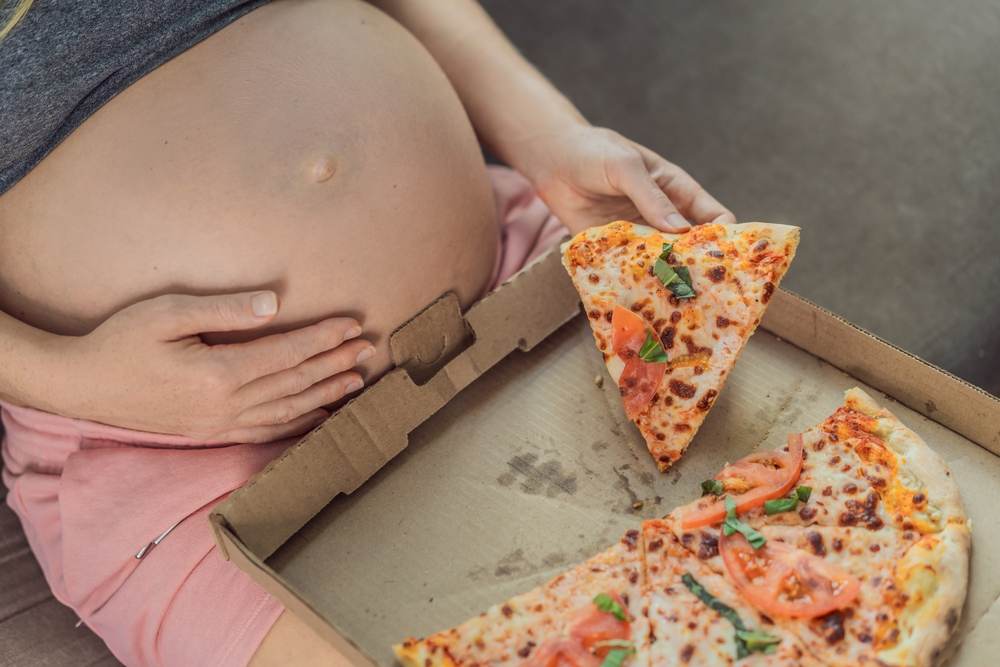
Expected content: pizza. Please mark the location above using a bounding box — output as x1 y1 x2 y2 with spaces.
395 530 649 667
668 388 970 666
561 221 798 471
394 389 969 666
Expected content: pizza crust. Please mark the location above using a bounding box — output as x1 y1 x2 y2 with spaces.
843 388 971 666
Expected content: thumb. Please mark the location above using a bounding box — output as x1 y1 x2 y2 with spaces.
147 291 279 339
611 155 691 233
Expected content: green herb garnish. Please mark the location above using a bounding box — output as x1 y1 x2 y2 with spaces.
653 243 696 299
638 332 669 363
593 593 628 622
764 485 812 514
681 573 747 632
600 647 636 667
682 573 782 659
763 497 799 515
701 479 725 496
596 641 636 667
722 496 766 549
735 629 782 655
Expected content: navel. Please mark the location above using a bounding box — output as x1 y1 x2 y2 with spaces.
308 156 338 183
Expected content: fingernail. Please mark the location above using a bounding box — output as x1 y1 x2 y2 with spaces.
666 213 691 231
251 291 278 317
346 378 364 393
345 325 363 339
356 346 375 363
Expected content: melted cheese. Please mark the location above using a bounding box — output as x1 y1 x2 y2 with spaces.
563 221 799 471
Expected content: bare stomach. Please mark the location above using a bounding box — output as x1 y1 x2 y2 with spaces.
0 0 498 376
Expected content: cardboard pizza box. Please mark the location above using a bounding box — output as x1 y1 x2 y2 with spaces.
209 245 1000 666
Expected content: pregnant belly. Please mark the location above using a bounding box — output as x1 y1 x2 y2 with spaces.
0 0 498 375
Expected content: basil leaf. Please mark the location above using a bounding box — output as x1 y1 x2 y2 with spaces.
763 497 799 515
653 257 678 287
672 266 696 299
681 573 747 631
723 496 766 548
796 485 812 502
593 593 628 622
652 244 696 299
682 573 782 660
638 332 668 363
601 647 635 667
701 479 725 496
735 629 783 654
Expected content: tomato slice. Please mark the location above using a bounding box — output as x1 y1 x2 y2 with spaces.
619 358 667 420
523 639 601 667
526 593 631 667
611 306 666 419
680 434 804 529
720 532 861 619
569 593 631 654
611 306 647 358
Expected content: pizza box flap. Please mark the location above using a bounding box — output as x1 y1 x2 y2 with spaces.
211 244 1000 666
211 247 581 563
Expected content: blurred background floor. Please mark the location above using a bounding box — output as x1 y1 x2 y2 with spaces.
483 0 1000 396
3 2 998 666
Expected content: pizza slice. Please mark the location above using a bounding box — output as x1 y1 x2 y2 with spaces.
667 389 970 666
394 529 649 667
562 221 799 471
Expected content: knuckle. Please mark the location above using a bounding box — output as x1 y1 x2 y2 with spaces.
328 376 355 400
317 319 347 346
287 367 314 394
272 403 297 425
276 339 303 369
210 298 242 327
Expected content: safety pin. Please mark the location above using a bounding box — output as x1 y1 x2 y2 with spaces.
134 520 181 560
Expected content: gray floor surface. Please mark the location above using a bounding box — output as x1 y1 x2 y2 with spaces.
3 2 998 665
485 0 1000 396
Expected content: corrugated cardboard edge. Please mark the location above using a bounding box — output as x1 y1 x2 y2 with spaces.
211 262 1000 665
211 516 377 666
211 246 580 563
760 289 1000 453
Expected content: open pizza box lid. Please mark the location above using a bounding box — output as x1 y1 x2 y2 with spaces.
210 245 1000 666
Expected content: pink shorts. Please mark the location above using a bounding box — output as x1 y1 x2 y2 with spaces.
1 166 566 667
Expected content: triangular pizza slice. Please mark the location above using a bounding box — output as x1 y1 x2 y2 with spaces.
562 221 799 471
394 529 650 667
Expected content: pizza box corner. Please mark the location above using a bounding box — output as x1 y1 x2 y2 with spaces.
209 244 1000 666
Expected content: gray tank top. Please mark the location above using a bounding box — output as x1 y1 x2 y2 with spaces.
0 1 269 195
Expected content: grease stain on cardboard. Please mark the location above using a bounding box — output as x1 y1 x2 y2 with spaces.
497 452 577 497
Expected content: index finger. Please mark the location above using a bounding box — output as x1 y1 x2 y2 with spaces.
215 316 363 385
635 145 736 226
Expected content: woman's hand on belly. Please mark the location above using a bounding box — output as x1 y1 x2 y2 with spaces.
42 290 373 442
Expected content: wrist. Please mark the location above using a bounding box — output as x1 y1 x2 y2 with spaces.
497 114 589 187
10 328 85 416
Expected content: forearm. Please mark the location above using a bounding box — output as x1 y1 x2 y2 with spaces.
0 309 65 409
370 0 586 177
